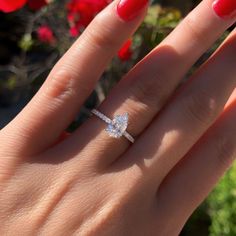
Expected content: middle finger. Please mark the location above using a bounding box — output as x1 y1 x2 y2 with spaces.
121 28 236 186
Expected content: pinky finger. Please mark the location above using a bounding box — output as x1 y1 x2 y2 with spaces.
155 99 236 235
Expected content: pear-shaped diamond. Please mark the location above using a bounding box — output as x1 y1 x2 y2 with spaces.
106 113 129 138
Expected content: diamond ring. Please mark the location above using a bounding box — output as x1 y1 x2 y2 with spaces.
91 109 135 143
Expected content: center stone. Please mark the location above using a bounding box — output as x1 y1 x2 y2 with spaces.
105 113 129 138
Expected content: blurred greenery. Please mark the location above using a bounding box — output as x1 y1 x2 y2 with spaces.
0 1 236 235
208 163 236 236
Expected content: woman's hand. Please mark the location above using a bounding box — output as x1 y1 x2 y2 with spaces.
0 0 236 235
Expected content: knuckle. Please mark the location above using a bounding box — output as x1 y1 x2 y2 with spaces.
183 15 206 45
129 74 168 112
215 135 236 168
181 89 219 126
85 15 120 50
44 69 77 101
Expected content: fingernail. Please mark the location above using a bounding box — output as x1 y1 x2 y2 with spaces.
213 0 236 19
117 0 149 21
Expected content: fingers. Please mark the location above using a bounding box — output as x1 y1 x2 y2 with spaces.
1 0 148 156
58 0 236 168
226 88 236 107
117 29 236 184
154 100 236 233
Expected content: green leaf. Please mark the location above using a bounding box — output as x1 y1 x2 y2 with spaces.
19 33 34 52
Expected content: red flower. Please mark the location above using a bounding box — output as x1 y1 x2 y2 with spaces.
37 26 55 44
118 39 133 61
67 0 111 37
28 0 48 11
0 0 27 13
69 26 79 37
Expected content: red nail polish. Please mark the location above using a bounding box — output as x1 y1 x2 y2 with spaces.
213 0 236 19
117 0 148 21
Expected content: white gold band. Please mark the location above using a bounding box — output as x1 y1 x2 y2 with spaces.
91 109 135 143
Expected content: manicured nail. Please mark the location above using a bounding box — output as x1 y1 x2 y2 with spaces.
213 0 236 19
117 0 149 21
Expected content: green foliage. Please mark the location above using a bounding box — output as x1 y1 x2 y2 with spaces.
19 34 34 52
132 5 181 59
208 163 236 236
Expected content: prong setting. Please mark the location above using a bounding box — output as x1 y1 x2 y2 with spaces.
91 109 134 143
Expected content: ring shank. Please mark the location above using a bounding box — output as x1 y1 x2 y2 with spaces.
123 131 135 143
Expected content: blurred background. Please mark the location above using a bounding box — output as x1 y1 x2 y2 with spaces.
0 0 235 235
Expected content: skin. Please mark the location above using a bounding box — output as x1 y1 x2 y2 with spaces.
0 0 236 235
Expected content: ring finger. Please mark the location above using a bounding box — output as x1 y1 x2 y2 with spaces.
57 0 236 167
